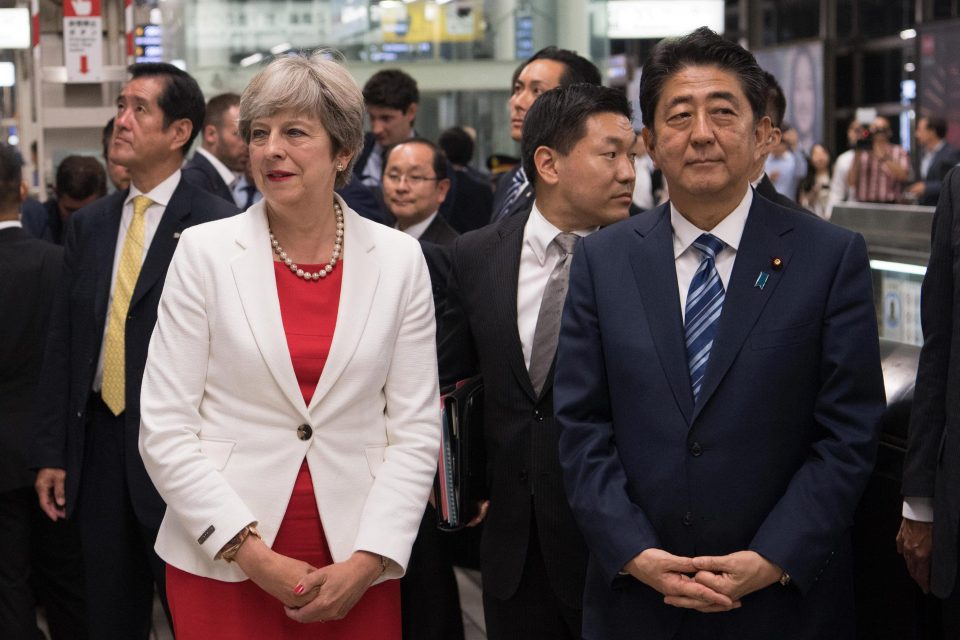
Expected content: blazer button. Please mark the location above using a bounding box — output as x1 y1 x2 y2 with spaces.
689 442 703 457
682 511 694 526
533 409 544 422
297 424 312 441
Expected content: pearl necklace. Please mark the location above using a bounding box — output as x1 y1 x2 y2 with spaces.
269 201 344 281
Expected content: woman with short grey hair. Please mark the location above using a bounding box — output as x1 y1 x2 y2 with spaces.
139 51 440 638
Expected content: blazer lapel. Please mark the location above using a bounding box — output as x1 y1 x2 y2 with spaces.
629 205 694 424
308 200 380 412
230 202 309 418
691 198 795 421
495 211 538 402
131 181 190 309
94 192 126 327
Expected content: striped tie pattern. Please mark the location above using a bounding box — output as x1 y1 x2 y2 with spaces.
493 167 527 222
101 195 153 415
685 233 726 402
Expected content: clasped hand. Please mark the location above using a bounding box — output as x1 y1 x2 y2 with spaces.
284 551 384 623
624 548 782 613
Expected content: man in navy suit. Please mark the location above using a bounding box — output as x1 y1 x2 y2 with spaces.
907 116 959 206
182 92 247 205
32 62 238 639
554 28 886 639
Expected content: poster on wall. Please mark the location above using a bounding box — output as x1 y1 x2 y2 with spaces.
918 21 960 147
753 41 824 155
63 0 103 82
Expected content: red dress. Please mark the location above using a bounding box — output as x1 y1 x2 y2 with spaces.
166 262 401 639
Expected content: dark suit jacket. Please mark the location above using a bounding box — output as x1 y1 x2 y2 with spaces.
21 198 65 245
31 180 238 529
443 168 494 234
918 143 959 206
352 132 379 184
438 210 587 609
419 213 459 246
0 228 62 493
555 197 886 639
182 151 236 204
490 166 534 224
902 166 960 597
756 173 810 214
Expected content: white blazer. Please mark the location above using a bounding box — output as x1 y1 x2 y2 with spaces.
139 196 440 583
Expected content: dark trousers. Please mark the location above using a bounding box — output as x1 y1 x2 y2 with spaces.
482 515 581 640
401 504 464 640
0 486 86 640
76 396 169 640
942 559 960 640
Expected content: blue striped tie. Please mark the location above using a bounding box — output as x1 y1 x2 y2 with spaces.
685 233 726 402
493 167 527 222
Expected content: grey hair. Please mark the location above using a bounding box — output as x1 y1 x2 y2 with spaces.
239 50 364 188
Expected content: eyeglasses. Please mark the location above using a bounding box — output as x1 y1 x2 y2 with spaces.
384 173 439 186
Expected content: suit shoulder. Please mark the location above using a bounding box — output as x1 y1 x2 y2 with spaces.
181 182 240 221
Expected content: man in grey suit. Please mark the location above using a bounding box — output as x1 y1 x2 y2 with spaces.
899 165 960 638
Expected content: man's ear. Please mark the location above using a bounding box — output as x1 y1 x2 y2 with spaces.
436 177 451 203
18 181 28 204
169 118 194 155
641 127 657 166
203 123 219 146
533 146 560 186
753 116 773 162
405 102 418 126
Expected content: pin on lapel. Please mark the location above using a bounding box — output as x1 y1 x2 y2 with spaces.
755 272 770 290
173 232 181 239
771 257 783 270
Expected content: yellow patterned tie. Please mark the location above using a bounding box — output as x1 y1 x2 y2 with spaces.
101 195 153 415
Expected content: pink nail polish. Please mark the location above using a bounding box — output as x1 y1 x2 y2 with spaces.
294 584 304 595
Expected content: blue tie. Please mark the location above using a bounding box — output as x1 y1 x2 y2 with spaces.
685 233 726 401
493 167 527 222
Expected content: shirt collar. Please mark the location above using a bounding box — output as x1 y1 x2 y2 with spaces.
397 210 439 240
671 187 753 259
525 202 595 266
126 169 182 209
195 147 239 187
0 219 22 231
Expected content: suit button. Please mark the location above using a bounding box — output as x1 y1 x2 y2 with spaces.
297 424 312 441
533 409 544 422
683 512 694 526
689 442 703 457
518 470 528 483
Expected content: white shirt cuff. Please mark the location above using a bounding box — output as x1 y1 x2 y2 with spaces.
902 497 934 522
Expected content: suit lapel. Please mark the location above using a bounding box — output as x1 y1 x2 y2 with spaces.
130 181 191 309
93 192 125 328
495 211 537 402
629 205 694 424
230 202 309 418
308 200 380 413
691 198 795 421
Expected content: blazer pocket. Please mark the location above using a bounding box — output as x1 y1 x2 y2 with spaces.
364 444 388 478
199 437 237 471
750 321 817 350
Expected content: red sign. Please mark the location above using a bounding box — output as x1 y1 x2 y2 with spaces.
63 0 101 18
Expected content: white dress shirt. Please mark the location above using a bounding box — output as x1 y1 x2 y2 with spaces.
0 220 22 231
397 210 439 239
672 188 753 321
517 204 594 370
195 147 239 192
94 170 181 391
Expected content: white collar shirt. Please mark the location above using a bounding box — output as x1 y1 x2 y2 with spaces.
397 211 439 240
0 220 22 231
195 147 240 191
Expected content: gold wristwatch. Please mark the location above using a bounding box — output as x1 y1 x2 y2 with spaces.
217 524 261 563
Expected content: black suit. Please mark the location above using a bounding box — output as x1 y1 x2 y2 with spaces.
182 151 236 204
438 210 587 639
32 179 238 639
918 143 960 206
490 167 534 224
0 227 86 639
443 168 494 234
903 166 960 635
756 173 811 214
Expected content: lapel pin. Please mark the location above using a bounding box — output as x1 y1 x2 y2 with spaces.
771 257 783 270
755 272 770 289
173 232 181 239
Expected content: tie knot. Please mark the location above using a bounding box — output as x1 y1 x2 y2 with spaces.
554 232 578 256
693 233 724 260
132 195 154 218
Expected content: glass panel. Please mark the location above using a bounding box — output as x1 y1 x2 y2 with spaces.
858 0 915 38
862 49 903 106
760 0 819 46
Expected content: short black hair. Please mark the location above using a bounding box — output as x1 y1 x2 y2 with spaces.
523 46 602 88
204 93 241 129
0 144 22 210
384 137 448 181
522 83 632 188
438 127 474 166
363 69 419 112
923 116 948 139
761 70 786 128
639 27 766 130
56 155 107 200
127 62 206 156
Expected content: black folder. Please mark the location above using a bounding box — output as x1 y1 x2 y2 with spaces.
434 376 486 531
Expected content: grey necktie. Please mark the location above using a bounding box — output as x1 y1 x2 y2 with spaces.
528 232 579 395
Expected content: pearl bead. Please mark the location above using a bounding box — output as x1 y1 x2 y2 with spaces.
268 200 344 282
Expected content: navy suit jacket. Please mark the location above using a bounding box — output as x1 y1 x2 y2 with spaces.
182 151 236 205
555 194 886 639
918 143 959 206
31 179 238 529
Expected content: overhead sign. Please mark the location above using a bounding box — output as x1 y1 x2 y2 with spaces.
63 0 103 82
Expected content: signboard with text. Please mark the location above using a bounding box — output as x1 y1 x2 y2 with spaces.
63 0 103 82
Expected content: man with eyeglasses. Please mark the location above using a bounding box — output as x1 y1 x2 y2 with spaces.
383 139 458 245
848 116 910 204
